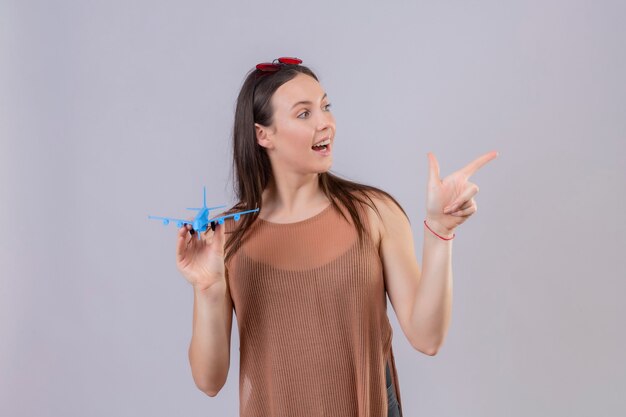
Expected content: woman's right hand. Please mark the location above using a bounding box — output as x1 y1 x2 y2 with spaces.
176 219 227 292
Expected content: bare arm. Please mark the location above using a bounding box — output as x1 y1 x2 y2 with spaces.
411 218 453 355
188 280 233 396
372 194 452 356
377 151 495 355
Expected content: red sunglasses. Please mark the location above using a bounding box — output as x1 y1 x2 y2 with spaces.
256 56 303 72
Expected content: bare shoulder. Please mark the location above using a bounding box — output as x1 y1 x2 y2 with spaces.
355 190 408 248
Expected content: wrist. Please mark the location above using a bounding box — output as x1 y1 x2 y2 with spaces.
424 218 455 239
193 281 226 298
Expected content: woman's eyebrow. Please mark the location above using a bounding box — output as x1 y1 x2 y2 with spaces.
291 92 328 109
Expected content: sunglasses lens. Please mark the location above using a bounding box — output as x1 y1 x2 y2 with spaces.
256 63 280 72
277 57 302 65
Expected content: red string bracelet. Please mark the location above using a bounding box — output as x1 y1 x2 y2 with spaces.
424 219 456 240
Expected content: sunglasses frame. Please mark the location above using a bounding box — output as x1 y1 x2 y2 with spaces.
256 56 303 72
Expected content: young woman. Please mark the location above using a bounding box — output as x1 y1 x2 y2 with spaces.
176 57 497 417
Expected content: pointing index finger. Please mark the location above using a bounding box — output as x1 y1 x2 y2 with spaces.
462 150 499 178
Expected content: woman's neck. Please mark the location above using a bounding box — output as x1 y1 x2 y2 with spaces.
260 172 330 222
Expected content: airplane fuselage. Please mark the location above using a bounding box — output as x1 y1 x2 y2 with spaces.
193 208 210 233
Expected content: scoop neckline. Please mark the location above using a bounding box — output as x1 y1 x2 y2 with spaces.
256 203 333 226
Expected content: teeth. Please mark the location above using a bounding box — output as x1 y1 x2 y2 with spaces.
313 138 331 147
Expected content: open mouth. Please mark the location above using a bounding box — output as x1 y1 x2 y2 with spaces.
311 138 332 154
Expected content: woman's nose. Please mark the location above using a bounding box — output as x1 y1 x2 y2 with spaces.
317 113 334 130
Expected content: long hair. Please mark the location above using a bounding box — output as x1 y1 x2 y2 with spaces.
224 62 409 264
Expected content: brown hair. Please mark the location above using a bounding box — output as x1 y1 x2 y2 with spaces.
224 61 409 264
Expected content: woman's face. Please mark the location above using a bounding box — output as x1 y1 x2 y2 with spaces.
255 73 336 175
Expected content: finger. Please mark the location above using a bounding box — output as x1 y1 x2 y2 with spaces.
450 200 477 217
427 152 441 186
461 150 498 178
453 198 473 212
176 220 196 260
212 221 226 250
176 224 190 263
443 184 479 213
185 219 196 236
200 223 216 246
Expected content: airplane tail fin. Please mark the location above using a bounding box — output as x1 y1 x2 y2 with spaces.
186 186 226 211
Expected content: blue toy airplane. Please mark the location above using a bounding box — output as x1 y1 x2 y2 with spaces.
148 186 259 240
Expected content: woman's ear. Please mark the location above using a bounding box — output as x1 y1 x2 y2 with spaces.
255 123 274 150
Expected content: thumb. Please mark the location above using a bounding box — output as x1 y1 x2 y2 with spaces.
427 152 441 186
213 220 226 249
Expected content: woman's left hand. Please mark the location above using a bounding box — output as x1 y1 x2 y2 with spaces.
424 150 499 235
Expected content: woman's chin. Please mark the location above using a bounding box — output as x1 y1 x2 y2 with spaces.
314 161 333 174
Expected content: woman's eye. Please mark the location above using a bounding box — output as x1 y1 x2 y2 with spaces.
298 103 332 119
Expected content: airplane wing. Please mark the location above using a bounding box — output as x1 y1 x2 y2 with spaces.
147 215 193 227
208 209 260 226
